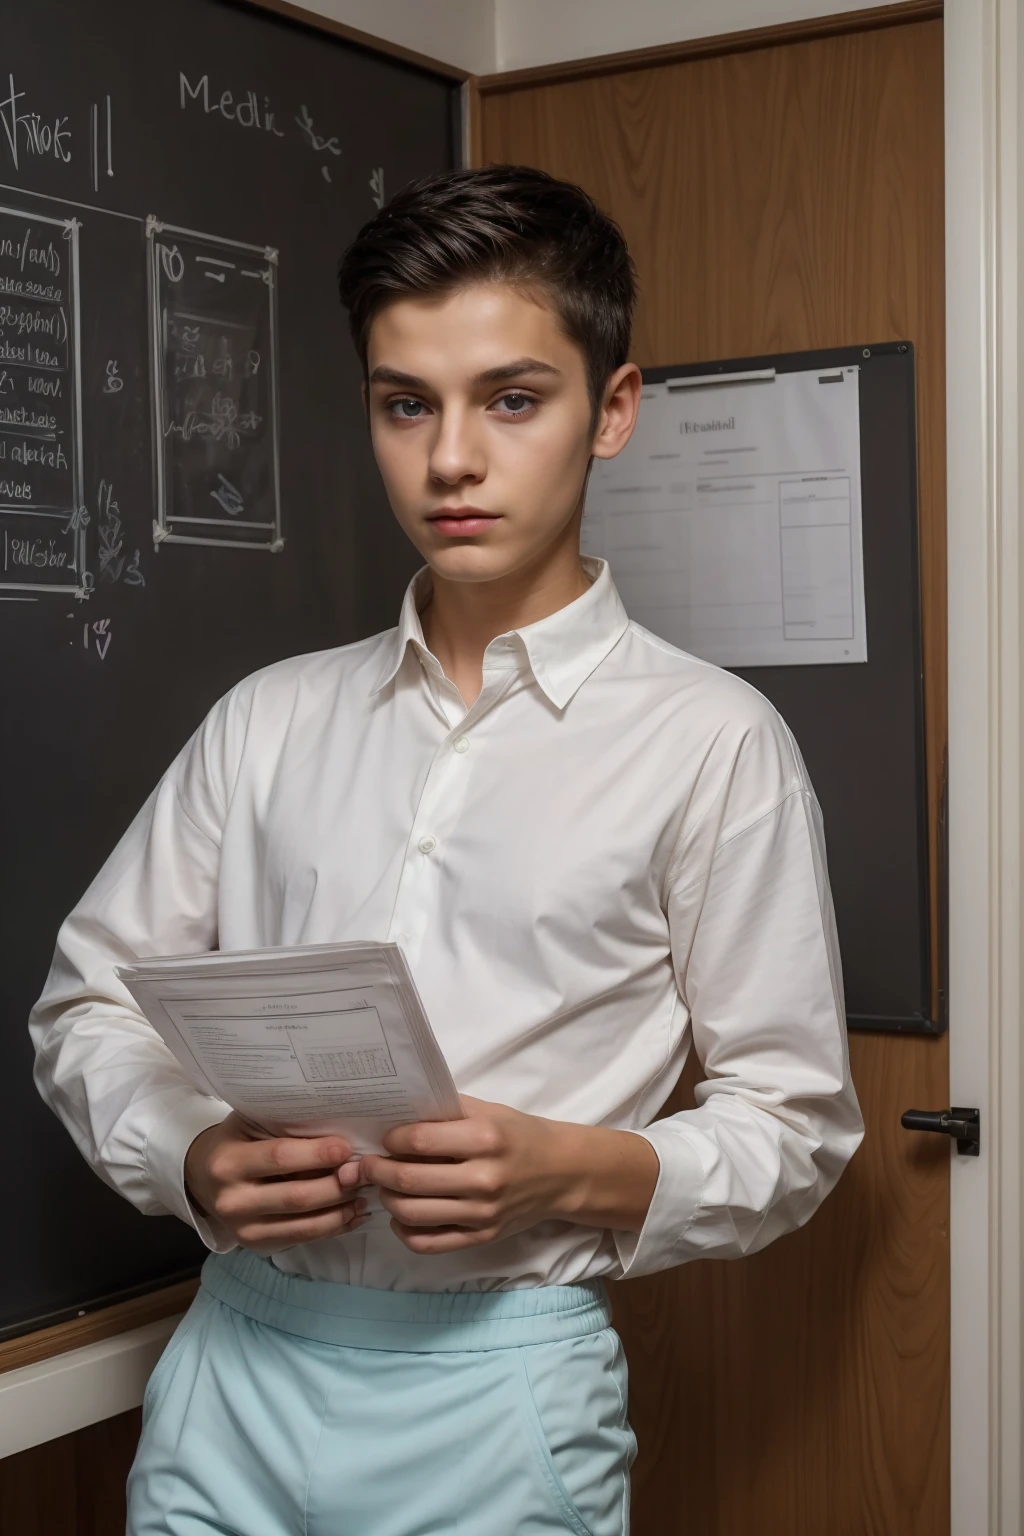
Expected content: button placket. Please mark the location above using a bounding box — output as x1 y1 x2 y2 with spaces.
387 727 477 963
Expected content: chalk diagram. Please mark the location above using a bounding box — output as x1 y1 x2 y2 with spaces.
0 204 87 597
1 153 389 586
146 217 283 552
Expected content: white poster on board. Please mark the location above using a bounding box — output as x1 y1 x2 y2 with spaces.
582 365 867 667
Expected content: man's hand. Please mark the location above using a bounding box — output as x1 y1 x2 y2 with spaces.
185 1111 368 1254
356 1095 660 1255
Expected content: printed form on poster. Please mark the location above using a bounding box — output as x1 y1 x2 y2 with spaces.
582 365 867 667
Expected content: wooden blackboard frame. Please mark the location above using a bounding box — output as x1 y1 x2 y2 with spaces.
640 342 938 1035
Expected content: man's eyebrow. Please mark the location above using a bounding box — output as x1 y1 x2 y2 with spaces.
472 358 561 386
368 366 428 389
367 358 561 390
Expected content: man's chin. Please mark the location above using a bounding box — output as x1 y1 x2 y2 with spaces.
420 542 521 585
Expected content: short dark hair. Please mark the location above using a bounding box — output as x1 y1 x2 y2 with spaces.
337 165 636 416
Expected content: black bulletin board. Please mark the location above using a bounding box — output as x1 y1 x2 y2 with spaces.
644 343 936 1037
0 0 459 1340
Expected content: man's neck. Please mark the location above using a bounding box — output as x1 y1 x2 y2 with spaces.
420 540 591 708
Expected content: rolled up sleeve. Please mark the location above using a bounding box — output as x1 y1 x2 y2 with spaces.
615 783 864 1277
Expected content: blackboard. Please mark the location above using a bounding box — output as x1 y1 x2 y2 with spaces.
0 0 459 1340
644 344 936 1037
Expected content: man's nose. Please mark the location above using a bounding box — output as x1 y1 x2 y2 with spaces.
427 408 485 485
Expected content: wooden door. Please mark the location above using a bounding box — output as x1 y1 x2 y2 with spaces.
476 10 949 1534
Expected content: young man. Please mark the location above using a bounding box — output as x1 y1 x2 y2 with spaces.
31 166 863 1535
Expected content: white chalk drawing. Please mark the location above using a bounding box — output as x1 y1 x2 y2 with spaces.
146 216 282 553
0 203 88 598
83 615 112 657
88 97 113 193
370 167 385 209
295 104 342 182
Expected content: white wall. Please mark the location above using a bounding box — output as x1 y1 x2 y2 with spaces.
493 0 902 73
294 0 495 75
289 0 901 75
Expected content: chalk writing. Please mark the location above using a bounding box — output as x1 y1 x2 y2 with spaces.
0 440 68 469
180 73 285 135
0 405 57 429
9 534 67 566
295 104 341 181
0 227 60 274
96 479 123 582
83 616 111 658
89 97 114 193
103 360 122 394
0 205 85 595
0 303 67 341
159 242 184 284
210 473 243 516
0 75 71 171
179 70 343 183
94 478 144 587
0 275 62 302
62 504 89 534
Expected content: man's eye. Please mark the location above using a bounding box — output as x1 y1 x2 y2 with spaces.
389 398 427 419
495 392 534 415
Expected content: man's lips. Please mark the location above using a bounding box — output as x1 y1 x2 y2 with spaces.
426 508 501 537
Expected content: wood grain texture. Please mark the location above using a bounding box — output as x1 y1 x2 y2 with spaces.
482 20 949 1536
0 1278 199 1375
0 1407 141 1536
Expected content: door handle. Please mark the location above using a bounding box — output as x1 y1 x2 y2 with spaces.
900 1106 980 1156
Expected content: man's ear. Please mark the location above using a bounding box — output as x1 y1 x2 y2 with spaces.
591 363 643 461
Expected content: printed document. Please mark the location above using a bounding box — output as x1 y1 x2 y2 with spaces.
582 365 867 667
117 941 463 1156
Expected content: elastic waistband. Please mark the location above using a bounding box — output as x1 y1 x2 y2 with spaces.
200 1250 612 1353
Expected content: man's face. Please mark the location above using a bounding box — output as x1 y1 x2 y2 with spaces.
365 281 616 585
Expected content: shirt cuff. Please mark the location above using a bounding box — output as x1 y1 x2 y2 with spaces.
612 1124 705 1278
143 1091 237 1254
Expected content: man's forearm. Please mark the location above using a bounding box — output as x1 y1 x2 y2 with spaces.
551 1122 661 1234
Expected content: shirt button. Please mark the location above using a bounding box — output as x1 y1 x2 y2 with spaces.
417 835 437 855
453 736 469 753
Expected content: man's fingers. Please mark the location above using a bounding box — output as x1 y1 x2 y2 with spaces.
238 1134 352 1180
217 1171 353 1221
382 1117 501 1160
238 1199 366 1252
390 1219 492 1254
378 1191 490 1229
361 1155 485 1199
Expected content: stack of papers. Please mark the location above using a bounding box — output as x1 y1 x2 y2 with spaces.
117 941 463 1157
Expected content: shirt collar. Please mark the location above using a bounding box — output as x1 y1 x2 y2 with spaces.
370 556 630 709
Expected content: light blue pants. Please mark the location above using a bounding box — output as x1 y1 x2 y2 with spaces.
127 1249 636 1535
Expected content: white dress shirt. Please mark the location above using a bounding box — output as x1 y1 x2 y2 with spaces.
30 558 863 1291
